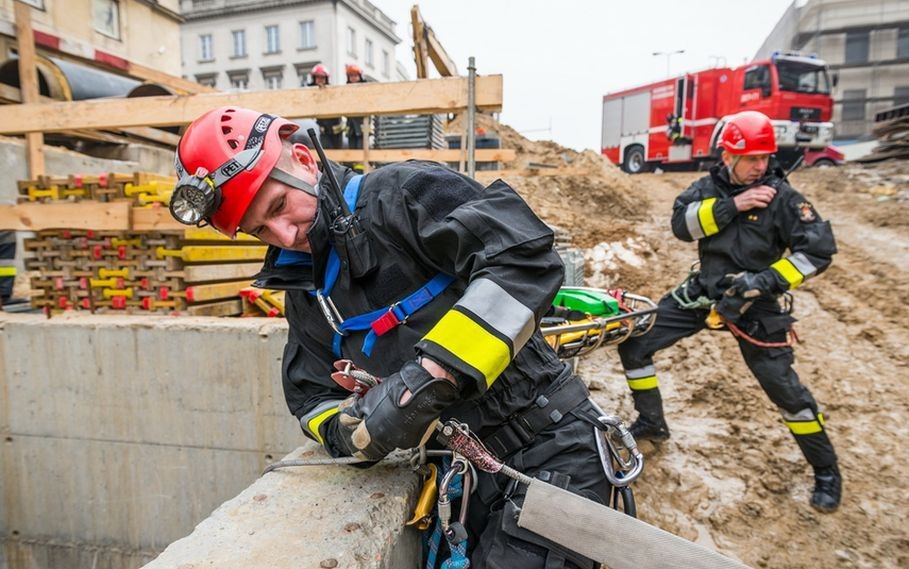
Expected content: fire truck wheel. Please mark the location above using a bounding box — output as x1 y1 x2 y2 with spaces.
623 145 648 174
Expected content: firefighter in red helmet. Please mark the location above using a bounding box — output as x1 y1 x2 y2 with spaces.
306 64 344 149
344 64 369 153
616 110 842 512
170 106 619 568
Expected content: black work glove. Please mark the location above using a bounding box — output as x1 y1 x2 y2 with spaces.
332 360 460 461
716 271 777 322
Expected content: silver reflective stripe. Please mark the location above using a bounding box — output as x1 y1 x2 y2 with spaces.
0 259 14 267
788 252 817 278
625 365 656 379
300 398 345 438
456 278 536 352
780 407 816 422
684 202 705 239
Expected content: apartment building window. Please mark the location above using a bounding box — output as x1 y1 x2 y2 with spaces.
842 89 866 121
844 31 869 65
365 38 374 68
199 34 213 61
228 71 249 91
232 30 246 58
195 73 217 88
898 27 909 59
299 20 315 49
93 0 120 39
382 49 389 77
265 25 281 54
262 68 284 90
346 27 357 56
894 86 909 107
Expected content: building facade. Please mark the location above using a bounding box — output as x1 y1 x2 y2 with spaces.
755 0 909 140
179 0 402 93
0 0 182 76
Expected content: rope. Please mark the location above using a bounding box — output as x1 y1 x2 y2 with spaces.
726 320 799 348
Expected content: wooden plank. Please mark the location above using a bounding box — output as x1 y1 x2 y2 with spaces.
131 207 185 232
0 76 504 133
323 148 515 163
159 245 267 263
14 1 44 178
125 62 217 95
186 299 243 317
183 227 260 242
182 262 262 283
0 201 130 230
185 281 252 303
425 25 458 77
0 83 179 146
411 6 429 79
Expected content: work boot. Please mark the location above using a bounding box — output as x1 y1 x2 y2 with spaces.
810 464 842 512
628 415 670 442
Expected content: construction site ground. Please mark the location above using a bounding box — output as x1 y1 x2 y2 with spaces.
524 163 908 569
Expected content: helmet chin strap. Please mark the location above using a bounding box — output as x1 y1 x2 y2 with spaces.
727 155 745 186
269 167 319 197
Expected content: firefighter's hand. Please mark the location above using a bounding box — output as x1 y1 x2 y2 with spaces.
333 360 460 460
734 185 777 212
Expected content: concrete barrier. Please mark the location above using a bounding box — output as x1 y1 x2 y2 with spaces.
0 313 420 569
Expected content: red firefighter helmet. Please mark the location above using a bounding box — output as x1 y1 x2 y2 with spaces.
717 111 777 155
345 63 362 77
311 64 329 78
173 107 299 237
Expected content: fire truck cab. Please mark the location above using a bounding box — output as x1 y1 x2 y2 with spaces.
602 52 835 173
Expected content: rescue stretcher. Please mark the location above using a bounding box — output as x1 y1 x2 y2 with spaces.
541 287 658 360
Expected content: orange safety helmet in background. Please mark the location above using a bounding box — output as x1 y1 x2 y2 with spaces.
345 63 362 77
717 111 778 155
171 107 300 237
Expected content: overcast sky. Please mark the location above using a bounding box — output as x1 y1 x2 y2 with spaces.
371 0 795 151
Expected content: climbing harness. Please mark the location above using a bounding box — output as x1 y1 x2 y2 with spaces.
672 265 799 349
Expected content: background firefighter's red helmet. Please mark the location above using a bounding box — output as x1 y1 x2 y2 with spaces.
345 63 362 77
174 107 299 237
311 64 330 78
717 111 778 155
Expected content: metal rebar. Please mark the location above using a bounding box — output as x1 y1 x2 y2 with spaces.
467 56 476 179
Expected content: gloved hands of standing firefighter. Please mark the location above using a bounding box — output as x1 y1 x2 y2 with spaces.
716 271 778 322
328 359 461 461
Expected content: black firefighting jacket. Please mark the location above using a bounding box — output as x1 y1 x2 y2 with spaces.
671 163 837 300
253 160 568 452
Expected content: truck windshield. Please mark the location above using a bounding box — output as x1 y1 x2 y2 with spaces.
776 61 830 94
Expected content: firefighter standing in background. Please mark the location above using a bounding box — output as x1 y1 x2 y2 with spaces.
0 231 16 307
344 64 369 152
169 106 617 567
306 64 344 149
617 110 842 512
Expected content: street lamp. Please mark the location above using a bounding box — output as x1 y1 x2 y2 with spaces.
653 49 685 78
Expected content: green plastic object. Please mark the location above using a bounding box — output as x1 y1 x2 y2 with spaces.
553 288 621 317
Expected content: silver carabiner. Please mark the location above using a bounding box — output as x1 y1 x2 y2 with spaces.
315 290 347 336
593 414 644 487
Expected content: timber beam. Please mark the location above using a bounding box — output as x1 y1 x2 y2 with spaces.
0 76 504 134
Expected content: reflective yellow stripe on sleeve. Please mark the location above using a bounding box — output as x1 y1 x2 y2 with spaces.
697 197 719 236
771 258 805 288
785 418 824 435
307 407 339 446
627 375 658 391
0 266 16 277
423 309 511 388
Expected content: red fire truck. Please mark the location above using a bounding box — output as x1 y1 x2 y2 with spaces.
601 53 835 173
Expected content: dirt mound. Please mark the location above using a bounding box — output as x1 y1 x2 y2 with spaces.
446 114 647 248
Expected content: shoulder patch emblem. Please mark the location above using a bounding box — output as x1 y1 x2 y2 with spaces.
797 201 816 222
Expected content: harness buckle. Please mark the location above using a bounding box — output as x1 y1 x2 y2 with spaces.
370 302 405 336
316 291 347 336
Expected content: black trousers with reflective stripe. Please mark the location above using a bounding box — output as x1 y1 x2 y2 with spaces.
617 293 838 468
